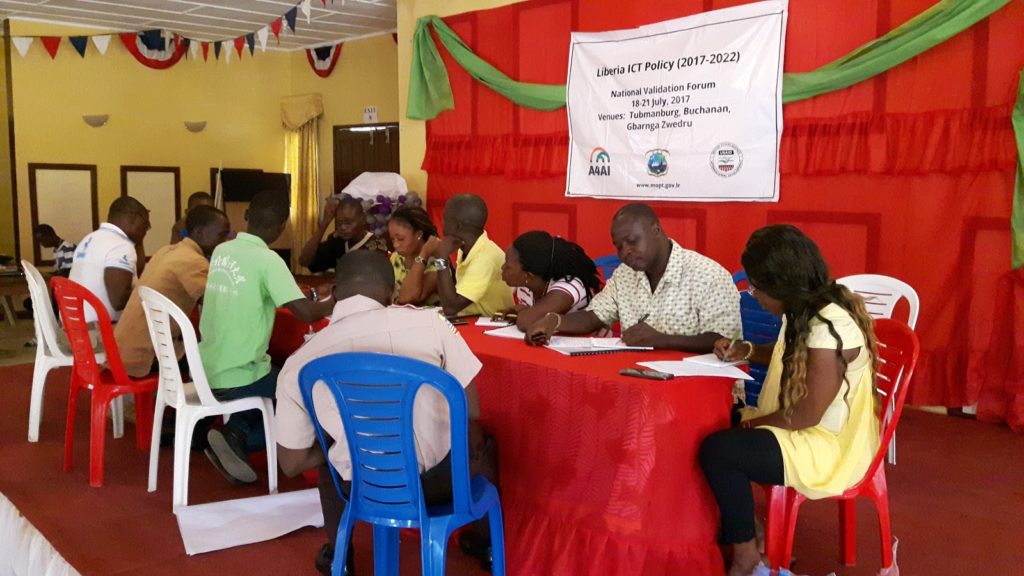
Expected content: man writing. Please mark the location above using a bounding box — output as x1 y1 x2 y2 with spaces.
527 203 741 352
34 224 76 277
70 196 151 323
298 196 386 274
275 250 497 575
115 205 230 378
200 191 334 485
423 194 512 317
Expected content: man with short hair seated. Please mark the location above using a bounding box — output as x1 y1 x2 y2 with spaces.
114 205 230 378
170 191 214 245
275 250 497 575
34 224 76 277
70 196 151 323
423 193 513 316
527 202 741 352
298 195 386 274
200 191 334 485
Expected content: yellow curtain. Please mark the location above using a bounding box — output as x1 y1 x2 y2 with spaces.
284 116 320 273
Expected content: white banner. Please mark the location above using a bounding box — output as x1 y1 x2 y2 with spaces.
566 0 787 202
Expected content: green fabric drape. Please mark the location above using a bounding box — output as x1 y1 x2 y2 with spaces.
408 15 565 120
1012 71 1024 269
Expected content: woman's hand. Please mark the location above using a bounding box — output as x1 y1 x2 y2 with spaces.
524 313 559 346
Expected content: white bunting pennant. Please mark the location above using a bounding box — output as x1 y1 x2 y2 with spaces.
301 0 312 24
91 34 111 55
257 26 269 52
12 37 33 57
189 40 199 59
225 45 232 63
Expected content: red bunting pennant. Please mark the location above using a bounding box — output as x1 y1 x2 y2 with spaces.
270 18 282 43
201 42 210 61
233 36 245 58
41 36 61 59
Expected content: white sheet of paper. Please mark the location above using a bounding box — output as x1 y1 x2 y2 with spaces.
685 353 745 367
591 337 654 351
638 360 753 380
476 317 512 327
175 489 324 555
483 325 526 339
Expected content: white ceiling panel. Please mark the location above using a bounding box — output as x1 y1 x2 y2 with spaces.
0 0 396 49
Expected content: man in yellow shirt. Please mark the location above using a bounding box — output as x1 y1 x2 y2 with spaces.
424 194 512 317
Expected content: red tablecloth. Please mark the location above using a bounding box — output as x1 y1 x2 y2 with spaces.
268 308 329 366
270 314 733 575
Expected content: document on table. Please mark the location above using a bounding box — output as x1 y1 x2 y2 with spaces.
476 317 513 327
483 325 526 339
638 360 753 380
175 488 324 555
591 337 654 351
685 353 746 367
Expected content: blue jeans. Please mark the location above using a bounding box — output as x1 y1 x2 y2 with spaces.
213 366 279 452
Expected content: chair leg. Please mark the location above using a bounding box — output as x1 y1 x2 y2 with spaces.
63 380 80 472
28 359 53 442
134 392 155 451
148 397 166 493
421 520 453 576
175 413 200 509
488 503 507 576
111 396 125 439
763 486 789 569
260 401 279 496
89 392 111 487
868 469 894 568
839 498 857 566
332 513 357 576
782 491 803 567
374 525 400 576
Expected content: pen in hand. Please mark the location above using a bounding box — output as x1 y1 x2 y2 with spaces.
637 313 650 324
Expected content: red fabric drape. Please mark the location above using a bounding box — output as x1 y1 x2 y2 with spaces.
421 0 1024 408
973 269 1024 431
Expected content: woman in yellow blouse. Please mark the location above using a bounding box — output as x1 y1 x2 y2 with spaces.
700 225 880 576
387 205 441 306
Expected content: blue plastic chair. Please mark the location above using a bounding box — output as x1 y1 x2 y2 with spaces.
732 270 783 407
593 254 622 281
298 352 506 576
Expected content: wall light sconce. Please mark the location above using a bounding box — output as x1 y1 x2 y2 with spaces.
184 121 207 133
82 114 109 128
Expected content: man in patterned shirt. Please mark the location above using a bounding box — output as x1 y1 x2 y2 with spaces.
34 224 76 277
526 203 741 352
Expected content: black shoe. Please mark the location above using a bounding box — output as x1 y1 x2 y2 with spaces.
205 428 257 484
458 531 493 572
315 543 355 576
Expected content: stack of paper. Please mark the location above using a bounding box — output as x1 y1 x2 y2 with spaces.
591 338 654 351
638 355 752 380
483 325 526 339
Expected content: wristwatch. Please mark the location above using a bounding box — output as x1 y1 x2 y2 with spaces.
433 257 450 271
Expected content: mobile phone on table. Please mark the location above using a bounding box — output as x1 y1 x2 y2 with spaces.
619 368 673 381
448 318 469 326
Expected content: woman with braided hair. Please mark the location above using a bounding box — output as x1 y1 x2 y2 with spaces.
500 230 603 331
699 224 880 576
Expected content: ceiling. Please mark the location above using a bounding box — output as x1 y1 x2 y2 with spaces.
0 0 397 49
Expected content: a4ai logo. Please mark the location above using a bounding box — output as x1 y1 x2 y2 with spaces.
589 147 611 176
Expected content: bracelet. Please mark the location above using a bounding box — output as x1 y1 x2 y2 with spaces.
742 340 754 361
413 256 427 266
546 312 562 332
433 257 449 271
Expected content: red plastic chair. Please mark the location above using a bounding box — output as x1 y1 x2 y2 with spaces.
52 277 158 488
763 318 919 571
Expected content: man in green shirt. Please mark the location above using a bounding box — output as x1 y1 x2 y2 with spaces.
200 190 334 485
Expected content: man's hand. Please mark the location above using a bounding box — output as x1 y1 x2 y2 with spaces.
713 338 750 361
320 197 340 228
621 321 665 348
524 313 559 346
424 234 463 259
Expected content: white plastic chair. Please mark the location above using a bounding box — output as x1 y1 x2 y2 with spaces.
21 261 121 442
838 273 920 465
138 286 278 509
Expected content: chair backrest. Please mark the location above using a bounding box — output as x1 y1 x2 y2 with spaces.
51 277 128 384
837 274 919 329
593 254 621 281
21 260 65 357
860 318 919 484
732 270 783 406
137 287 218 409
298 352 471 527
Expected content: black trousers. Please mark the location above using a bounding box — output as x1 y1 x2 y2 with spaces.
699 427 785 544
318 421 498 546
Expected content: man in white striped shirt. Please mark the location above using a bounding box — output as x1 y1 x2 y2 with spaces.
34 224 76 277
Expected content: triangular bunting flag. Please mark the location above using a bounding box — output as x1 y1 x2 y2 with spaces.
285 7 297 32
201 42 210 61
140 29 165 51
213 41 222 60
182 38 191 58
92 35 111 55
257 26 269 52
225 44 233 63
321 0 326 6
301 0 312 24
41 37 61 59
245 33 255 56
12 37 34 58
69 36 88 57
271 19 283 43
233 36 245 58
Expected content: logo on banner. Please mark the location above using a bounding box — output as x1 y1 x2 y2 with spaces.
589 147 611 176
710 143 743 177
646 149 669 177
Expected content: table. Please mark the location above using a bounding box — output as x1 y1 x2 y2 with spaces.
0 273 27 328
270 316 733 575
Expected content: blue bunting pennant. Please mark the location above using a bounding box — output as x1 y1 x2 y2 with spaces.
69 36 88 57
